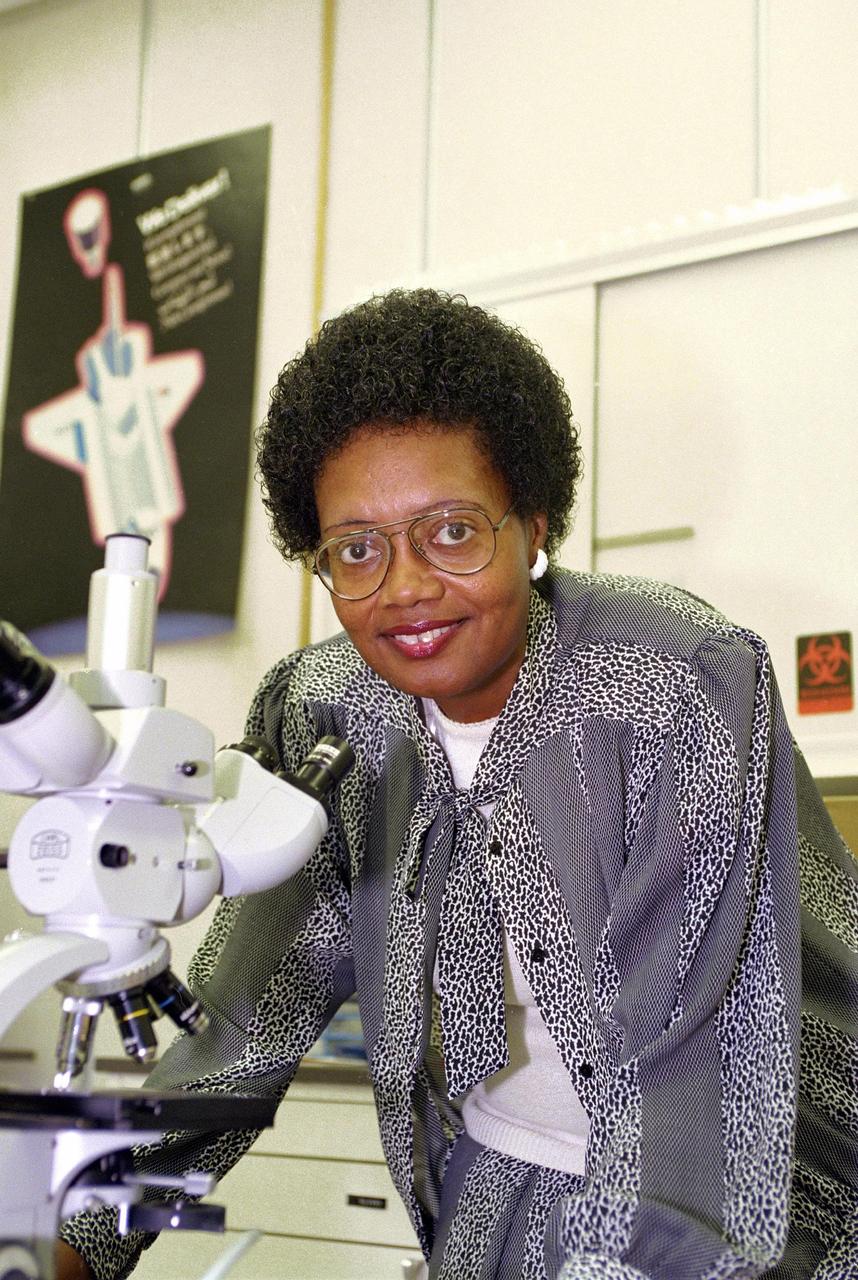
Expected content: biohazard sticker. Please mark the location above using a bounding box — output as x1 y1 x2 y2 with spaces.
796 632 853 715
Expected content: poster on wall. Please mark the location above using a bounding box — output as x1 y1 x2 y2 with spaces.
0 124 270 654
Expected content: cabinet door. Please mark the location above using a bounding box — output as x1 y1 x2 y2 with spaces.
253 1094 383 1160
596 230 858 777
132 1228 425 1280
217 1152 419 1247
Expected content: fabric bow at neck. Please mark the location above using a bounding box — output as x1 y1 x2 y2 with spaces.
384 586 557 1100
402 779 509 1100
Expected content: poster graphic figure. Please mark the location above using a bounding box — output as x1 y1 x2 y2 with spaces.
22 190 204 595
0 126 270 655
64 188 112 278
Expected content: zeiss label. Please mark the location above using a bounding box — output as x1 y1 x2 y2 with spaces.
30 829 71 860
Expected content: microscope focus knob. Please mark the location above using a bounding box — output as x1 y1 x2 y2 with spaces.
99 842 130 868
0 1242 38 1280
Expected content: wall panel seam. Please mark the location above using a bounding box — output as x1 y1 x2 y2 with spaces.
421 0 437 273
754 0 769 198
590 286 601 573
136 0 154 158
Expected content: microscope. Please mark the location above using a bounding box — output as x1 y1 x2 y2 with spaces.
0 533 353 1280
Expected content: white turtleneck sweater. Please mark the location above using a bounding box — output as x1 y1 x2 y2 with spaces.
422 699 590 1176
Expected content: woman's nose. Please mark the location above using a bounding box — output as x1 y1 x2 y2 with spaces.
381 532 444 603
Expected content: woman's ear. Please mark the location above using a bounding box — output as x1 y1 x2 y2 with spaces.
529 511 548 558
527 512 549 581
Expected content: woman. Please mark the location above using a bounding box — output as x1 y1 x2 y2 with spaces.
60 290 857 1279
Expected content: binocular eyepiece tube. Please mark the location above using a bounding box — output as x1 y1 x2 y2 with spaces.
225 733 355 806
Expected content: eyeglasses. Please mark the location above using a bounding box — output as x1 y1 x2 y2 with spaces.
314 505 514 600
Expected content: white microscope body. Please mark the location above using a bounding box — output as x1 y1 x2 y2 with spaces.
0 533 353 1280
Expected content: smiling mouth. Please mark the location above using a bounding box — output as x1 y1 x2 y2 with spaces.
383 621 461 657
395 625 454 646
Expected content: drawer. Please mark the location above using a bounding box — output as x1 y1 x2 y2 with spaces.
218 1151 419 1247
91 1066 385 1160
131 1227 426 1280
253 1095 384 1160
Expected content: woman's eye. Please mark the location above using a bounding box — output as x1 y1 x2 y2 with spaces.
434 521 474 546
338 539 379 565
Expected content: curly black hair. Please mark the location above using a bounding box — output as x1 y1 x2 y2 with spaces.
256 289 581 560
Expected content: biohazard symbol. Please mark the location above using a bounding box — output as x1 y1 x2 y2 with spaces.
798 635 852 687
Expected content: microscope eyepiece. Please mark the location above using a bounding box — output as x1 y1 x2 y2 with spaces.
221 734 279 772
0 622 54 724
220 734 355 805
283 736 355 804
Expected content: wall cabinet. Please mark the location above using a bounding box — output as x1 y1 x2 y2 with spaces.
104 1063 425 1280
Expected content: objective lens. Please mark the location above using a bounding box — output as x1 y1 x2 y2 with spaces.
108 988 158 1062
54 995 103 1090
146 969 209 1035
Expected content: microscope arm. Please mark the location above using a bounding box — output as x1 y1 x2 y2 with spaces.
0 535 356 1280
0 933 109 1043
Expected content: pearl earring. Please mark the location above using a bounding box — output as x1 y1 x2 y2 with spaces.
529 548 548 582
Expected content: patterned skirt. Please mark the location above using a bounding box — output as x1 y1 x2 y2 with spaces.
428 1134 586 1280
426 1137 855 1280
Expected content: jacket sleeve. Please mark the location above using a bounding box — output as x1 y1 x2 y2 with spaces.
60 656 356 1280
558 630 804 1280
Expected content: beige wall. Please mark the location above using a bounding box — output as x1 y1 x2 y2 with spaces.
1 0 856 1071
2 0 857 754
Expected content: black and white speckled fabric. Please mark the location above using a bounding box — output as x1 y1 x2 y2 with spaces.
427 1132 586 1280
60 568 858 1280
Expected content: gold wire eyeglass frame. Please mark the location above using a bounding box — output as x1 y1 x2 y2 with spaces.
313 505 515 600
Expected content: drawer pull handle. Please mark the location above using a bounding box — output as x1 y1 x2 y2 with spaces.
347 1193 387 1210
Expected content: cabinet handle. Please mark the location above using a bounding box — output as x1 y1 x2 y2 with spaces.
347 1193 387 1209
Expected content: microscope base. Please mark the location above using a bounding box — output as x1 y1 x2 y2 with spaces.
0 1090 277 1280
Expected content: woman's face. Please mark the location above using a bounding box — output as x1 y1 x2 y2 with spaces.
313 423 547 723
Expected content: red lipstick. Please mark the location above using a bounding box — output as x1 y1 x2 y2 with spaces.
381 618 462 659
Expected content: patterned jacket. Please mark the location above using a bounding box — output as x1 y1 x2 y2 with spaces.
63 570 858 1280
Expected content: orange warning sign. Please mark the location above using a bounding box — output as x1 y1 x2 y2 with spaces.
796 632 853 715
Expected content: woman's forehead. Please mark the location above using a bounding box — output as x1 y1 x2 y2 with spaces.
314 422 510 531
